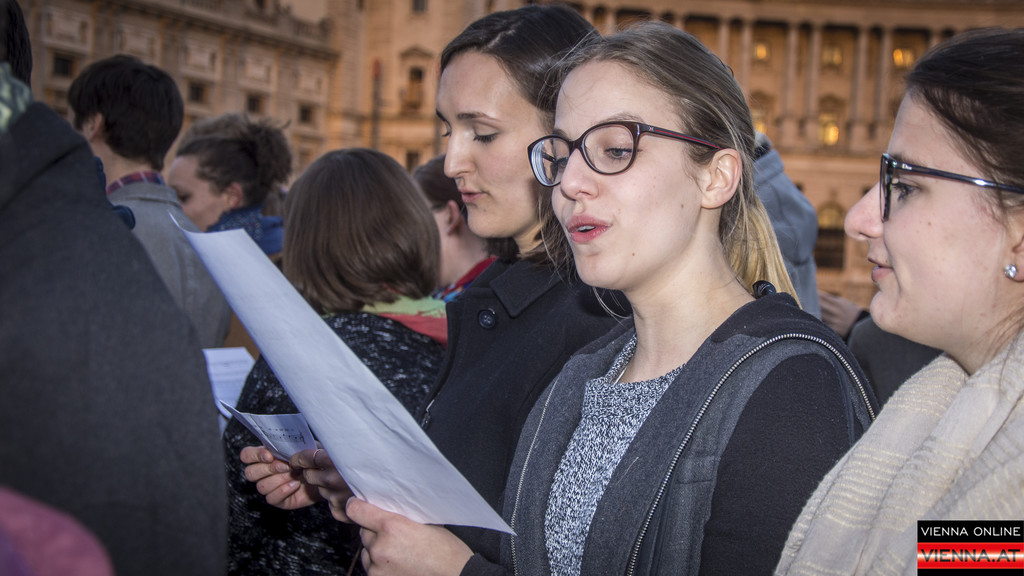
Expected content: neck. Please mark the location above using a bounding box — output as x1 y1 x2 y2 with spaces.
441 235 491 286
96 149 157 186
621 251 753 382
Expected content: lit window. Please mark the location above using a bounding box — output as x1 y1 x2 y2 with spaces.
753 40 771 63
893 48 916 69
822 44 843 68
819 113 840 147
751 107 767 135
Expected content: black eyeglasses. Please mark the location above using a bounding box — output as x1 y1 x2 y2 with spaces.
879 152 1024 222
527 121 722 187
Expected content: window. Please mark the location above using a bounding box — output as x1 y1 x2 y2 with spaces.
753 40 771 63
892 48 916 69
52 53 75 78
188 82 207 105
819 113 840 147
411 0 427 13
405 151 421 172
822 44 843 68
298 105 314 125
402 67 424 112
246 94 264 115
814 202 846 270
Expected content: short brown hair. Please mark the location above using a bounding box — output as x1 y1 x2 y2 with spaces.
283 148 439 313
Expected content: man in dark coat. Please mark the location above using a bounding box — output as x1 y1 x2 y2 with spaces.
0 3 227 573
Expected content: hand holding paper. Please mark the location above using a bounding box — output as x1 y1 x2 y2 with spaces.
184 227 510 534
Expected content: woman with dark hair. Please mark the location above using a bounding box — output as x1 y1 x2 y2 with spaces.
776 28 1024 575
413 154 493 302
224 148 446 576
241 5 620 572
167 113 291 257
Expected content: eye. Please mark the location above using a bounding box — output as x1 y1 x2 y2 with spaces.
891 180 917 201
474 132 497 143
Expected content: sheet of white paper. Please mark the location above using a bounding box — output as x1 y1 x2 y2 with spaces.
203 347 255 419
221 403 316 461
184 227 511 533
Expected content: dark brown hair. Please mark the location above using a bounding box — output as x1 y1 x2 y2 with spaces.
904 27 1024 212
440 4 596 264
176 113 292 216
283 148 439 314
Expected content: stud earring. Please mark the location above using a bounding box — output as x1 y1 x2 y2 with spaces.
1005 264 1018 279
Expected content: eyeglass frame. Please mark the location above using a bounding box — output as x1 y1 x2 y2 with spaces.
527 121 723 187
879 152 1024 222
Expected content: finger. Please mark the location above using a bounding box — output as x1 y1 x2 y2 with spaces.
240 445 272 464
345 497 389 531
263 479 302 507
243 460 292 483
360 546 371 572
290 448 319 470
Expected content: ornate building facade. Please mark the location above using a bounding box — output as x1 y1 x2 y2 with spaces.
18 0 1024 304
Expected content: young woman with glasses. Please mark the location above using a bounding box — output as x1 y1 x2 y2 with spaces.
307 22 876 576
239 6 622 574
776 28 1024 575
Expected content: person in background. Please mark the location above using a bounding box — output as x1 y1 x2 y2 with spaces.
776 27 1024 574
413 154 494 302
224 148 446 576
1 2 227 572
67 54 230 348
168 113 291 259
753 132 821 317
322 21 875 576
240 6 622 571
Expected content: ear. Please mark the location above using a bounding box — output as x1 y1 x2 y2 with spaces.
223 182 245 210
442 199 462 235
1006 214 1024 283
81 113 104 143
699 148 742 210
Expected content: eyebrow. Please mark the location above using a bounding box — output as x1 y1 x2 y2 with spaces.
552 112 647 139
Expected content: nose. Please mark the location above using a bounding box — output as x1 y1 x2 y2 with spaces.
845 181 884 241
557 148 594 201
444 134 470 181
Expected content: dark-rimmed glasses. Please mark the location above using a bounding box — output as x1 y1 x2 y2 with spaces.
880 152 1024 222
527 121 722 187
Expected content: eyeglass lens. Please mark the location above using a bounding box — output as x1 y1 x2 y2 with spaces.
531 124 638 186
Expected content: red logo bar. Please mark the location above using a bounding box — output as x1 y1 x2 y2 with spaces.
918 542 1024 569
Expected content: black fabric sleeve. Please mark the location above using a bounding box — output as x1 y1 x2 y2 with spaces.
697 354 854 576
459 553 508 576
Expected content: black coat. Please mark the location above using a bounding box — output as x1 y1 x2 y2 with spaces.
0 102 227 576
418 258 625 564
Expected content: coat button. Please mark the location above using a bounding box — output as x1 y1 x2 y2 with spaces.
477 308 497 329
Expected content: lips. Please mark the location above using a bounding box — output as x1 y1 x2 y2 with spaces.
868 256 892 285
565 214 609 244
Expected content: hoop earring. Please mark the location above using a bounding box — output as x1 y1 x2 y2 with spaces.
1005 264 1018 279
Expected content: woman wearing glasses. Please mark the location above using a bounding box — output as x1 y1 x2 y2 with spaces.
776 28 1024 575
338 22 875 576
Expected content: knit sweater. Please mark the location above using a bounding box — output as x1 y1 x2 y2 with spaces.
776 335 1024 576
224 312 444 576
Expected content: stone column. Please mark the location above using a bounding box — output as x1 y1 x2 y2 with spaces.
738 18 753 99
848 25 870 151
778 22 800 145
717 17 730 63
873 26 893 148
803 22 822 147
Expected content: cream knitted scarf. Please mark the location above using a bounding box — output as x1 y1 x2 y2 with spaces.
776 335 1024 576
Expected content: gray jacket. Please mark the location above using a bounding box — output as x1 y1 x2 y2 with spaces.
109 181 230 348
754 134 821 318
499 294 875 576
